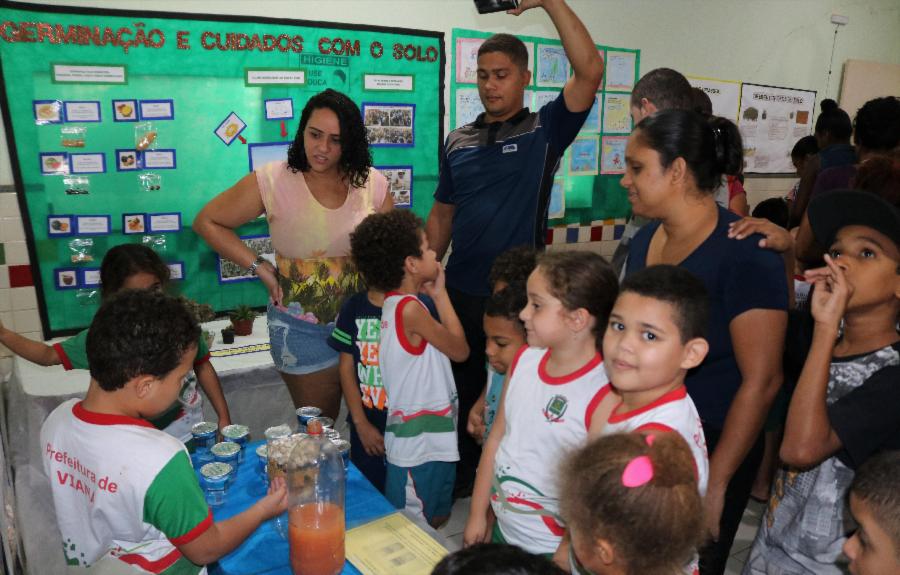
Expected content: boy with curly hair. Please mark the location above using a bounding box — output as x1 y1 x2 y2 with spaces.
349 210 469 527
40 290 286 572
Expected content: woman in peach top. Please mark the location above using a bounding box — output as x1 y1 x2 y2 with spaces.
195 89 392 419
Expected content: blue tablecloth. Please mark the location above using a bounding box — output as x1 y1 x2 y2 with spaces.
203 440 396 575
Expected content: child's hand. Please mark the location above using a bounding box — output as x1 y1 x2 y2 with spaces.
216 416 232 441
256 476 288 519
355 419 385 456
463 512 491 547
422 264 446 298
467 402 486 445
727 217 793 253
805 254 851 333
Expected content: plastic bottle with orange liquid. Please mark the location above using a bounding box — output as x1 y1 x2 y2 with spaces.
287 418 346 575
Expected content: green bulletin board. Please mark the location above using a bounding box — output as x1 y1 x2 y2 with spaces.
0 2 444 336
451 28 638 228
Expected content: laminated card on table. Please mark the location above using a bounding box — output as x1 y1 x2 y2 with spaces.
346 512 448 575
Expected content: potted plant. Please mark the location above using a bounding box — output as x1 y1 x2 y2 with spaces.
229 305 256 336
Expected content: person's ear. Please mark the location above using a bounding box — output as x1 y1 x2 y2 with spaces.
595 538 617 566
132 375 157 399
565 307 594 335
680 337 709 369
521 67 532 88
404 255 418 275
641 98 657 116
669 156 689 187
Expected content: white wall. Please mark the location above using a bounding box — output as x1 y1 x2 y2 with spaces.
3 0 899 197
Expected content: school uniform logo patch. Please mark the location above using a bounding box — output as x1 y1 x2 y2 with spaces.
502 144 518 154
542 394 568 423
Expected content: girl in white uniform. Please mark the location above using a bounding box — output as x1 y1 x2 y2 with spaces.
464 252 619 559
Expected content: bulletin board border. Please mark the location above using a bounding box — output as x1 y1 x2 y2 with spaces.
0 1 446 338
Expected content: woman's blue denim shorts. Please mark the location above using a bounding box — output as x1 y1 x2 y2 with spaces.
267 304 339 375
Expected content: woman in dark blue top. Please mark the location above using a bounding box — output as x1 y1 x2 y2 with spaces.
621 110 788 575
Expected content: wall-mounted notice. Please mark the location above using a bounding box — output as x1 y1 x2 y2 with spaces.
142 149 176 169
139 99 174 120
739 83 816 174
52 64 127 84
365 74 414 91
148 212 181 233
264 98 294 120
455 37 484 84
245 69 306 86
63 101 101 122
688 76 741 123
600 136 628 175
602 93 631 134
605 51 636 91
75 215 111 235
454 89 483 128
69 152 106 174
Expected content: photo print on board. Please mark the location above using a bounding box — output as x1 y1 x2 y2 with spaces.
362 103 415 147
378 165 413 208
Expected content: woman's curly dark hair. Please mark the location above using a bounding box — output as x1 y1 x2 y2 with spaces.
287 89 372 188
350 211 423 292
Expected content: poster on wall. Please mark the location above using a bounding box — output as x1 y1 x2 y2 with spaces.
738 83 816 174
688 76 741 123
1 3 444 337
604 51 637 91
455 89 484 128
455 37 484 84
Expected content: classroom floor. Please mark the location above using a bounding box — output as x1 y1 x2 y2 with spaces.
437 497 767 575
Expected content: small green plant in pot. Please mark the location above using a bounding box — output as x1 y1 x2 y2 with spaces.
229 305 256 336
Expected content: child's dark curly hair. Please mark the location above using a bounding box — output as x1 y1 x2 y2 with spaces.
99 243 170 300
287 89 372 189
350 210 423 292
560 432 704 575
87 290 199 391
484 286 526 333
488 246 537 294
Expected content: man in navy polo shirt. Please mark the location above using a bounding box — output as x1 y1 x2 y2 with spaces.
425 0 603 497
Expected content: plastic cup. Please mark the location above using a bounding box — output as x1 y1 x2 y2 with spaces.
191 421 218 463
211 442 241 484
295 407 321 433
221 424 249 462
200 462 232 506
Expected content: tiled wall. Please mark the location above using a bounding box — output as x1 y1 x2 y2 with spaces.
0 189 43 377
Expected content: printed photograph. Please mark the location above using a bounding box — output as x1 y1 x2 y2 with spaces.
117 150 139 171
112 99 138 122
380 166 413 207
363 103 415 146
218 235 275 283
